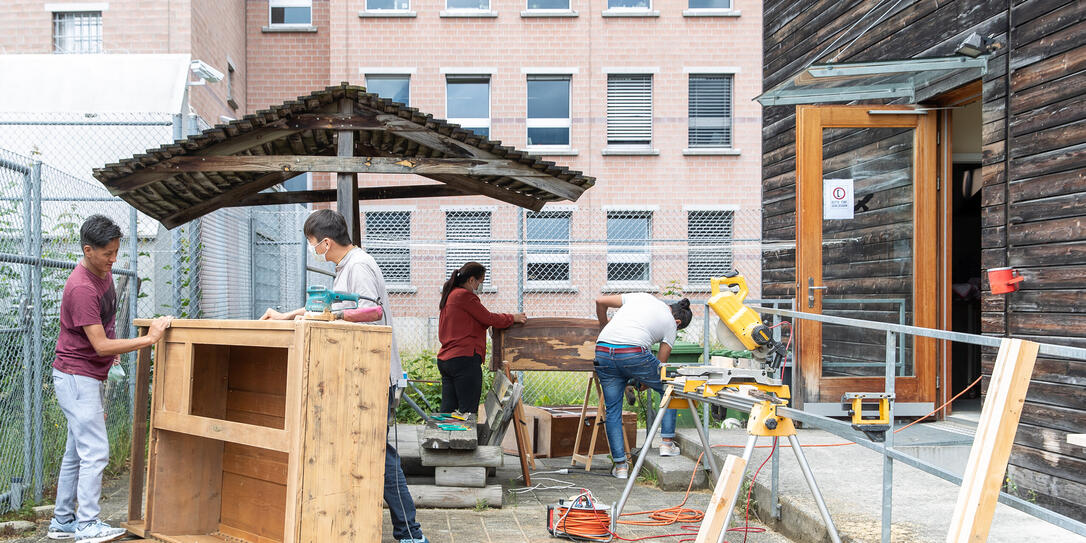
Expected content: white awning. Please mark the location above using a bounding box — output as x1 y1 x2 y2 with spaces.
756 56 989 107
0 53 190 113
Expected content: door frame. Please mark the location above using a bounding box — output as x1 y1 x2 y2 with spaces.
794 104 938 411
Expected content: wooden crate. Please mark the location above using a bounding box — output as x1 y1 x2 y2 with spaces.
503 405 637 458
125 319 391 543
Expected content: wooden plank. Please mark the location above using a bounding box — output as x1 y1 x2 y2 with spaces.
133 318 297 330
435 467 487 488
1069 434 1086 447
146 431 224 536
406 484 502 509
127 335 152 522
159 341 192 415
947 338 1039 543
222 443 289 486
694 455 748 543
153 412 291 452
147 155 570 178
419 446 503 468
504 362 535 481
337 98 361 246
160 170 296 228
489 318 598 372
296 324 391 542
189 344 230 420
161 327 294 349
226 185 466 207
282 320 306 543
219 471 286 542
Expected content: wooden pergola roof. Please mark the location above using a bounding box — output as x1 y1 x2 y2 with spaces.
94 83 594 231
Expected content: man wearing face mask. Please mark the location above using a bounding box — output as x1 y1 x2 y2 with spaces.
260 209 427 543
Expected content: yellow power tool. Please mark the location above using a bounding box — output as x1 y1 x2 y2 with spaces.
708 270 788 371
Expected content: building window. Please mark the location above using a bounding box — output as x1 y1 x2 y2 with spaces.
608 0 650 8
446 210 492 286
606 210 652 285
52 11 102 54
689 74 733 148
527 0 570 8
690 0 730 7
526 210 572 287
447 0 489 9
447 75 491 138
269 0 312 26
607 74 652 148
367 0 410 9
687 210 734 287
527 75 571 149
366 211 412 287
366 74 410 105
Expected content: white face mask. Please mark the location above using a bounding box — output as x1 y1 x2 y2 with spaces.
308 239 327 263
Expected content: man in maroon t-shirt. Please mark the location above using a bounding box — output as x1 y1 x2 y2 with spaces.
47 215 171 543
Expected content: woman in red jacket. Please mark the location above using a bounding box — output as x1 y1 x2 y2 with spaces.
437 262 527 414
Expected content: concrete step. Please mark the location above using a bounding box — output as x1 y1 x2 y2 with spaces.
638 445 710 491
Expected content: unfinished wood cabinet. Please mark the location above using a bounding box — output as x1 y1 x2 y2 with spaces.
124 319 392 543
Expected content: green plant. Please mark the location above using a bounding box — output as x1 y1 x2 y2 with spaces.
473 498 489 512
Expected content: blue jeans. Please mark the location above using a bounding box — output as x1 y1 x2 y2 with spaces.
51 368 109 524
594 347 676 464
386 387 422 540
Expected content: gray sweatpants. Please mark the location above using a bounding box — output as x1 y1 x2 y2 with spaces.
51 368 109 524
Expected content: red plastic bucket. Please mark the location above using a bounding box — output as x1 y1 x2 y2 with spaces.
987 267 1024 295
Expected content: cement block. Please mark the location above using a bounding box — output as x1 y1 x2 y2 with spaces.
32 504 55 519
642 450 709 491
0 520 36 535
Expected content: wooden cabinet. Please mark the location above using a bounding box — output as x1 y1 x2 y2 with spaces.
124 319 392 543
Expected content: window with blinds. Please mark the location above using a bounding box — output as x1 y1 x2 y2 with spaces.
445 210 492 285
365 211 411 286
607 75 653 147
606 210 652 284
687 210 734 286
53 11 102 54
688 74 733 148
526 210 571 285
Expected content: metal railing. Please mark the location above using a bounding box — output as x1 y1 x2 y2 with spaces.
745 305 1086 541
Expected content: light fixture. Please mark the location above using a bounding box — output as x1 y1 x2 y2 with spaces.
188 59 224 85
955 32 997 58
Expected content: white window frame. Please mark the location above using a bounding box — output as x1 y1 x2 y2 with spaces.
446 75 491 138
605 209 654 290
442 0 496 16
525 209 573 290
685 206 737 291
522 0 575 16
444 207 495 290
365 73 412 106
364 0 411 13
364 209 414 291
51 10 102 54
603 0 658 17
526 74 573 153
268 0 312 27
605 73 657 154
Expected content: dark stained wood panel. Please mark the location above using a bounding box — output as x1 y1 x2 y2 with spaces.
490 318 599 372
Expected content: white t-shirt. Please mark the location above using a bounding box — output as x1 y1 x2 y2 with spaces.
332 247 403 387
597 293 677 349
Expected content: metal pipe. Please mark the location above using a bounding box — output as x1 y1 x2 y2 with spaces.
789 434 842 543
30 159 43 501
516 210 524 313
128 207 138 408
687 398 720 481
0 253 137 277
613 398 669 523
882 330 895 543
20 167 32 502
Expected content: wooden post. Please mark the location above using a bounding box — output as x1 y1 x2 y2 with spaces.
694 455 748 543
946 338 1039 543
336 98 360 245
502 362 534 486
123 328 151 536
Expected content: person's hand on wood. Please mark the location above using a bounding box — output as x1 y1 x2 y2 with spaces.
147 315 173 341
513 313 527 324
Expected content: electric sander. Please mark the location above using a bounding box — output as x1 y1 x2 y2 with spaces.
304 285 384 322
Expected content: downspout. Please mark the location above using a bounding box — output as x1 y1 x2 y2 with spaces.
1003 0 1012 339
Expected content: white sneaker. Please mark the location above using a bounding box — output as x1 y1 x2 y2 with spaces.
659 441 681 457
611 461 629 479
74 520 125 543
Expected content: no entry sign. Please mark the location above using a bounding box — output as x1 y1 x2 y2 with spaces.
823 178 854 220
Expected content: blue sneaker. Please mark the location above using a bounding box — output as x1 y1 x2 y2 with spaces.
47 517 77 540
73 520 126 543
399 538 429 543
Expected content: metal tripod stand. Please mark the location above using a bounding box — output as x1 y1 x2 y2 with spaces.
613 387 842 543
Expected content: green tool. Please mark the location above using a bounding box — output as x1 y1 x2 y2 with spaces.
436 423 467 431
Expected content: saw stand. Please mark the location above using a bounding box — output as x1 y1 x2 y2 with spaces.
612 385 842 543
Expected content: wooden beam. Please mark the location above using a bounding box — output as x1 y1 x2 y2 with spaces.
425 173 544 211
159 171 294 228
694 455 748 543
947 338 1040 543
226 184 468 207
127 332 152 523
1068 434 1086 447
143 155 573 178
337 98 361 245
153 411 291 453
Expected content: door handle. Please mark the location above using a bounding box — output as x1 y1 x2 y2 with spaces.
808 277 827 308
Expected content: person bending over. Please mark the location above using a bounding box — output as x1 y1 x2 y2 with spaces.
437 262 526 414
594 293 692 479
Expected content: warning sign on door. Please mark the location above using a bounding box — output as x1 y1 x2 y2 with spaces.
823 178 854 220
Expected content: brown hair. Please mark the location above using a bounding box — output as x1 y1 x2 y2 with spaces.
439 262 487 310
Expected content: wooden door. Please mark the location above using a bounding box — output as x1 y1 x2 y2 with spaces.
795 105 938 412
